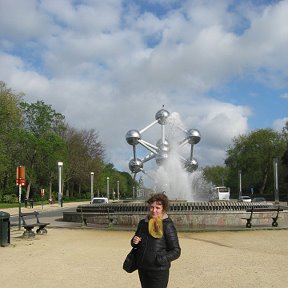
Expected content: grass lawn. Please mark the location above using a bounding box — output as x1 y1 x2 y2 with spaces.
0 203 21 209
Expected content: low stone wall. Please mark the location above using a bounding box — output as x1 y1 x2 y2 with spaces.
63 209 288 231
169 210 288 230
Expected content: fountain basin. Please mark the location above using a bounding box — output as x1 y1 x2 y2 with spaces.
62 201 288 231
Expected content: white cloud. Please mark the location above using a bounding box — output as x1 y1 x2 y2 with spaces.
236 1 288 87
0 53 50 98
273 118 288 132
280 93 288 100
0 0 55 42
0 0 287 173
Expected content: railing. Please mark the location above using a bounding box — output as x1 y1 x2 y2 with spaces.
76 201 273 214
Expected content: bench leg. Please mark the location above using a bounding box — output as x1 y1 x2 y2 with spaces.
36 227 48 234
272 218 278 227
23 229 35 238
108 217 114 227
246 219 252 228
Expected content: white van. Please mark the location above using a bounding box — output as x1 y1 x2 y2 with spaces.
238 196 251 202
91 197 109 204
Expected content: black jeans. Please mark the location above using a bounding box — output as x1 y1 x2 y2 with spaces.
138 269 169 288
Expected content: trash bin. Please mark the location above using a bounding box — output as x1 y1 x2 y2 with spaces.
0 211 10 247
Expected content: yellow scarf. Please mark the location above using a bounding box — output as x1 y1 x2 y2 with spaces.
148 217 163 238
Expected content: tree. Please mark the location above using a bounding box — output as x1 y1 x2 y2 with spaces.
202 165 229 187
63 127 105 197
20 100 65 136
35 132 68 200
94 163 137 199
0 81 23 197
225 129 286 196
19 100 67 199
281 121 288 193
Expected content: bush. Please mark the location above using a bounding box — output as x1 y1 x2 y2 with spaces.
2 194 18 203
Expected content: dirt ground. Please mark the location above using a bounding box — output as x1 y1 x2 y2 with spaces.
1 227 288 288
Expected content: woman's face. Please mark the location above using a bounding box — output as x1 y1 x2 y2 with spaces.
149 201 164 218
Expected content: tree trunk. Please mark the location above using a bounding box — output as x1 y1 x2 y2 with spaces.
25 181 31 199
49 180 52 200
78 184 81 197
66 187 69 197
260 164 269 194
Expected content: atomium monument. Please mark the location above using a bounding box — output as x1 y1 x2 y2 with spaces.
125 107 201 180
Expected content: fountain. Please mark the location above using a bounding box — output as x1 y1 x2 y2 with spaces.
125 107 203 201
62 108 286 230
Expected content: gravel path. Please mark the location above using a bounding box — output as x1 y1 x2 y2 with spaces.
1 227 287 288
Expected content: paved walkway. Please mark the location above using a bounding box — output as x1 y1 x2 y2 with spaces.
1 201 88 215
1 201 89 228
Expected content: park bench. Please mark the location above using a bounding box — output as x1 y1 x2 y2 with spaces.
20 211 50 237
78 207 114 227
242 206 283 228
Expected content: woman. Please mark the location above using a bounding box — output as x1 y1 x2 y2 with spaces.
131 193 181 288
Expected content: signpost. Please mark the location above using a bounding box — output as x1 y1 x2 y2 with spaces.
16 165 26 230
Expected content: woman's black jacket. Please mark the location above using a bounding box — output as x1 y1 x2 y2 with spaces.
131 217 181 271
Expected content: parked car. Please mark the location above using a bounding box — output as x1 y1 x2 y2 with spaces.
238 196 252 202
91 197 109 204
252 197 266 203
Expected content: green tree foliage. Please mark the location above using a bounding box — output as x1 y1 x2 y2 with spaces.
20 100 65 136
63 126 105 198
225 129 286 197
35 132 68 199
18 100 67 199
281 121 288 189
0 81 23 196
96 164 137 199
202 165 229 187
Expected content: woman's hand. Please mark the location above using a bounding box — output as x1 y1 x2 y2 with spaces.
132 236 142 245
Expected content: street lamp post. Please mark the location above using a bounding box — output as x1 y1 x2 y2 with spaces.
238 170 242 199
106 177 110 199
117 180 120 200
90 172 94 202
273 158 279 204
58 162 63 207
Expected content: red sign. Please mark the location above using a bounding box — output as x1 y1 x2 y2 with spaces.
16 179 26 186
16 166 26 186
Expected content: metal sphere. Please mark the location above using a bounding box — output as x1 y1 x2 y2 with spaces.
156 139 169 146
158 144 169 153
155 109 170 125
155 151 169 166
156 139 169 152
126 109 201 175
126 130 141 145
186 129 201 145
129 158 143 173
184 158 198 172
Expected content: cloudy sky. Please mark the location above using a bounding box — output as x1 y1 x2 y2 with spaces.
0 0 287 174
